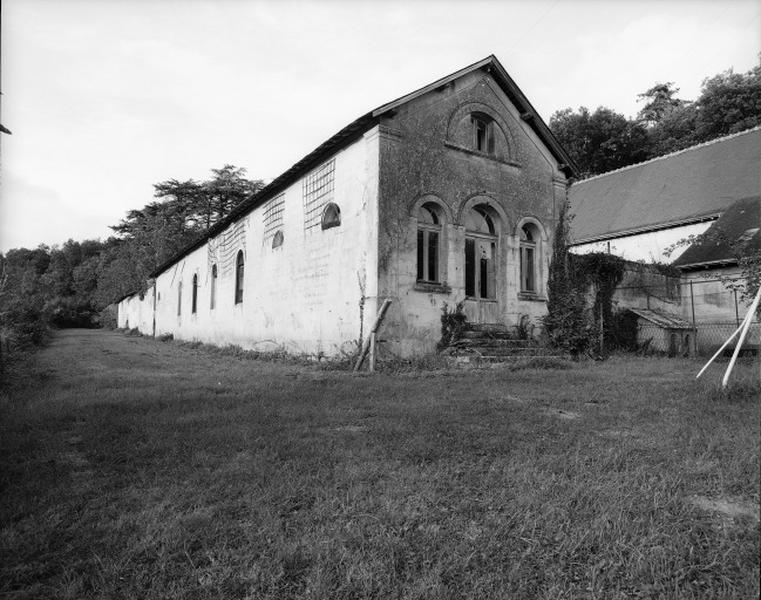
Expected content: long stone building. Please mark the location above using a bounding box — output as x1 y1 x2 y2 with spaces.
117 55 577 357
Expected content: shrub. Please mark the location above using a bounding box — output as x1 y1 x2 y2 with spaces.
438 301 467 350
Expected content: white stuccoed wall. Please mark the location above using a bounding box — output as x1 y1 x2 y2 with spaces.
570 222 713 264
117 285 154 332
150 127 380 357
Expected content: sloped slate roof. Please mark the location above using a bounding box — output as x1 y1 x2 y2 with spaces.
628 308 695 330
672 196 761 269
150 55 576 278
568 127 761 243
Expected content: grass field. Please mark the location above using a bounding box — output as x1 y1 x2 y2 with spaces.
1 329 759 599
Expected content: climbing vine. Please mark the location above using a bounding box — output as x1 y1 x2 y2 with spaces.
544 203 626 357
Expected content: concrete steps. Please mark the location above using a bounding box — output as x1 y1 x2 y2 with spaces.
447 323 565 366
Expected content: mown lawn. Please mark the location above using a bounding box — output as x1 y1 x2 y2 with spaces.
1 329 759 599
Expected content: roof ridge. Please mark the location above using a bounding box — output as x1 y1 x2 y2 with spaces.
573 124 761 185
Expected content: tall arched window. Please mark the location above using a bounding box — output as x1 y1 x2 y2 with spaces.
520 224 539 293
210 264 217 309
464 207 497 299
234 251 244 304
177 281 183 316
417 203 442 283
191 273 198 314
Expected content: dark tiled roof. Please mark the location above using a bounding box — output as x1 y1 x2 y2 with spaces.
150 55 576 277
568 127 761 243
672 196 761 269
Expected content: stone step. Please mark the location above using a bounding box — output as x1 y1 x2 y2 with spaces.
450 345 563 357
450 353 568 366
453 338 535 348
463 322 510 333
460 330 516 340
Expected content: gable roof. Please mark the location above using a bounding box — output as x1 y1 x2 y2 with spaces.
150 55 575 277
568 126 761 244
672 196 761 269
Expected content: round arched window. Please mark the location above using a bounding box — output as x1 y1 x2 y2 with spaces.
321 203 341 230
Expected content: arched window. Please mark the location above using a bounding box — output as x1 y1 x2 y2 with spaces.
417 203 442 283
520 223 539 294
234 251 244 304
210 264 217 309
177 281 182 316
464 206 498 299
471 113 495 155
321 203 341 230
191 274 198 314
272 230 284 249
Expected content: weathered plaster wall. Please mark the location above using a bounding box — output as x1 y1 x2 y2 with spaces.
149 129 380 356
376 70 567 355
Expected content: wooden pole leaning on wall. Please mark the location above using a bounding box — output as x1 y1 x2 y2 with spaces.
354 299 392 372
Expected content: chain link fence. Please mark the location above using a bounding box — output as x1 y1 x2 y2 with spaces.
615 276 759 356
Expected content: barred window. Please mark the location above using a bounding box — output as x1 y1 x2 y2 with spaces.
263 194 285 242
303 159 335 231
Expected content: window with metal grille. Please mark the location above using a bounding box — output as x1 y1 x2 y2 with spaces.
263 194 285 241
302 159 335 231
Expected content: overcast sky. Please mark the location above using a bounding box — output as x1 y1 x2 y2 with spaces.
1 0 759 252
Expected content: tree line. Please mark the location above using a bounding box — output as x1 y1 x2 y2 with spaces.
549 58 761 177
0 166 263 347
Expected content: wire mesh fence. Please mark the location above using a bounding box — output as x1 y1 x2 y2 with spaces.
615 275 759 356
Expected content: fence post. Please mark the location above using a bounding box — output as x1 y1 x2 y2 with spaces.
689 280 697 355
733 289 740 327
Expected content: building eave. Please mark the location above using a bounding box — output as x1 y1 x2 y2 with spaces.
149 112 379 278
570 213 721 246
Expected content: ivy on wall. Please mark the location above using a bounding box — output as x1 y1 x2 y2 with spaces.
544 203 626 357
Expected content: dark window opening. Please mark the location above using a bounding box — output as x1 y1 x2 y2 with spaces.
417 203 441 283
465 238 475 297
191 274 198 314
272 230 284 248
177 282 182 316
210 264 217 310
472 115 495 155
465 206 497 300
520 224 539 294
321 203 341 230
235 251 244 304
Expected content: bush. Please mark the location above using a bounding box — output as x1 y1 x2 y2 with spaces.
438 301 467 350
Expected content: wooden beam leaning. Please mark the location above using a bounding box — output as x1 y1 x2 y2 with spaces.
354 299 393 372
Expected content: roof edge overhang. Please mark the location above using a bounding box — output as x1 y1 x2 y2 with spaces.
149 112 380 278
674 258 738 271
372 55 579 178
570 213 721 245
